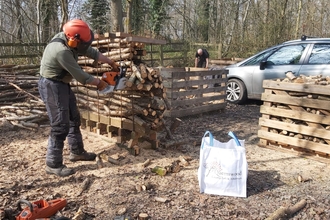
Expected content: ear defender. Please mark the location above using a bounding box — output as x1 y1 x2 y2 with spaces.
67 34 80 48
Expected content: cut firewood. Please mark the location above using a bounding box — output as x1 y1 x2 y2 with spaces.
141 159 151 167
138 213 149 220
266 199 307 220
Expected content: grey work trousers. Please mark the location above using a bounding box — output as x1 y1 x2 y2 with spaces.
38 77 85 168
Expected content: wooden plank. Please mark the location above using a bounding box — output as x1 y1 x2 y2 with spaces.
263 80 330 96
258 143 330 164
162 77 226 89
169 87 226 99
260 105 330 125
171 78 225 88
172 70 227 78
126 36 167 45
159 68 186 78
259 117 330 141
170 94 226 107
261 93 330 110
258 129 330 154
159 68 227 79
185 67 209 71
164 103 226 118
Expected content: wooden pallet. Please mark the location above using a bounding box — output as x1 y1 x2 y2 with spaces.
80 110 159 154
160 67 228 118
258 79 330 163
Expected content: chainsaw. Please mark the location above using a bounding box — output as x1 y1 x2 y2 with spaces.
99 65 127 94
4 198 68 220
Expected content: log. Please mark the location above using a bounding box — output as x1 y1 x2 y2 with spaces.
10 121 37 131
81 67 111 74
139 63 148 79
126 71 136 88
141 159 151 167
12 64 40 70
132 65 145 83
101 47 133 56
0 114 40 122
286 71 297 80
146 66 156 75
91 38 124 46
138 213 149 220
76 93 107 104
105 52 133 61
77 53 133 66
8 82 43 103
266 199 307 220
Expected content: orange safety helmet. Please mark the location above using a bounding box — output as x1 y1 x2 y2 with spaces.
62 19 94 51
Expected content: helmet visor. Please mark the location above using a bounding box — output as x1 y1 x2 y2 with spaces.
77 30 94 54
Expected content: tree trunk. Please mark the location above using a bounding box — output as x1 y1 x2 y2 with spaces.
110 0 124 32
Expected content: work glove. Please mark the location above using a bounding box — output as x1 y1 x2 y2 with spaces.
110 61 120 72
97 79 108 91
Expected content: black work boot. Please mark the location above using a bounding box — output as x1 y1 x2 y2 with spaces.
45 165 75 177
69 151 96 162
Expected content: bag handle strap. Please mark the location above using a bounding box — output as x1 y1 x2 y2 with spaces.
228 131 241 146
202 131 241 148
201 130 213 149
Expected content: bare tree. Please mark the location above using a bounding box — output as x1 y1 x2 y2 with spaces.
59 0 69 30
110 0 123 32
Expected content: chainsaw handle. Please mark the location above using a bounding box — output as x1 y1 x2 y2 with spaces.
17 199 33 212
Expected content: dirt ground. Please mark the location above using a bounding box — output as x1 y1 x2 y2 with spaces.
1 101 330 220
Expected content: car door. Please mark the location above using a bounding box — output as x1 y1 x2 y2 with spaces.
299 43 330 77
252 44 307 97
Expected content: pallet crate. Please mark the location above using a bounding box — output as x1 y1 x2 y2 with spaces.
80 110 158 154
160 67 228 118
258 79 330 163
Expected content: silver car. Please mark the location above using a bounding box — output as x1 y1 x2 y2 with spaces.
226 36 330 104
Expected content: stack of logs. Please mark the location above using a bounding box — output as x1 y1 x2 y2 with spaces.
71 33 169 132
0 64 48 130
265 71 330 144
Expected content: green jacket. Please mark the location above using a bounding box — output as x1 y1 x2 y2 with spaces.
40 32 99 84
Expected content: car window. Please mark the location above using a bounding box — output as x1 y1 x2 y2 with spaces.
267 44 307 65
242 48 277 66
308 44 330 64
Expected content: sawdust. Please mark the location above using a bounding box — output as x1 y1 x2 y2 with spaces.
1 101 330 219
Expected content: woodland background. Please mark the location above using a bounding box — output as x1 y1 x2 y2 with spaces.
1 0 330 65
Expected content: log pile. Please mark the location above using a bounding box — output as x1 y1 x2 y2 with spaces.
264 74 330 144
258 72 330 161
73 33 169 132
70 67 168 131
0 64 48 130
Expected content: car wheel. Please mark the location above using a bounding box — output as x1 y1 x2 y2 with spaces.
226 78 247 104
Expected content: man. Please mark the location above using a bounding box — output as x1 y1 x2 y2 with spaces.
38 19 118 177
195 48 209 68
